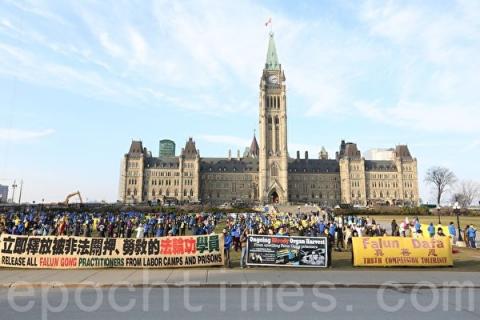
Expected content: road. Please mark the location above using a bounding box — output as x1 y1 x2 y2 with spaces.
1 287 479 320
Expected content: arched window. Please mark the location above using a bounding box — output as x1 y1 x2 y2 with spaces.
152 190 156 197
190 189 194 196
166 189 170 196
133 189 137 196
127 189 131 196
184 189 187 196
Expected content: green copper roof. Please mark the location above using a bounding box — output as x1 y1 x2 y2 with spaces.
265 32 280 70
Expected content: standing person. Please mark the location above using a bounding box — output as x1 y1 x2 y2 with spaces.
327 232 334 268
391 219 398 236
448 222 457 245
336 224 344 250
126 220 133 238
97 220 106 238
107 221 114 238
239 228 249 269
467 225 477 248
415 220 422 234
232 225 241 252
428 223 435 238
344 226 352 251
223 229 233 268
318 220 326 236
399 221 406 237
136 223 144 239
180 219 186 236
84 220 92 237
329 222 336 241
74 220 82 237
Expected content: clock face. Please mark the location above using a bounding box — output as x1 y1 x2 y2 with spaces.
268 75 278 84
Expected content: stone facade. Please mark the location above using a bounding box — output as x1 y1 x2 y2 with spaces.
119 33 419 207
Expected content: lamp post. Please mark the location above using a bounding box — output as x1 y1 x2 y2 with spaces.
436 205 441 224
453 202 463 242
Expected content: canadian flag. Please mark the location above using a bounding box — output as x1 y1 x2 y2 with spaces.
265 18 272 27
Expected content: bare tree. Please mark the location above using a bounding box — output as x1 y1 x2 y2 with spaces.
425 166 457 205
452 180 480 208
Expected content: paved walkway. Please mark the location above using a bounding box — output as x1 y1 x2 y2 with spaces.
0 269 479 288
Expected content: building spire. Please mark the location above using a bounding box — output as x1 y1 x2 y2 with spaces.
265 32 280 70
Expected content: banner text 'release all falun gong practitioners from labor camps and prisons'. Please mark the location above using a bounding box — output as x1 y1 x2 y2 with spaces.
0 234 224 269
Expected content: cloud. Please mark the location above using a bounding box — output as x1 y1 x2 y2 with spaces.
0 0 479 130
98 32 124 58
0 128 55 141
3 0 69 26
354 0 480 133
355 100 480 133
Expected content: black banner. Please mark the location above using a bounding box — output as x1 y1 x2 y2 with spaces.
246 235 328 267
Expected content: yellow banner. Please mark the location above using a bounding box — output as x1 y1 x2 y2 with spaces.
352 237 453 267
0 234 224 269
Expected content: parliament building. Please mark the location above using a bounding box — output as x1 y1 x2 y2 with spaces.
118 33 419 207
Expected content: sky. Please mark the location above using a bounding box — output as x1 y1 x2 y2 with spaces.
0 0 479 204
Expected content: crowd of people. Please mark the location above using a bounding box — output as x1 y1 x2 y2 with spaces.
389 217 477 248
0 208 477 268
220 212 393 268
0 210 222 239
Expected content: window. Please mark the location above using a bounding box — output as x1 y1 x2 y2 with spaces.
271 163 278 176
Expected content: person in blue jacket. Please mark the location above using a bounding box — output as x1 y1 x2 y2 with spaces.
428 223 435 238
223 229 233 268
329 223 336 237
467 225 477 248
448 222 456 244
318 221 326 235
415 220 422 233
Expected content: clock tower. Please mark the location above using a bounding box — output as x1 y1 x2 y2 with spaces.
258 32 288 204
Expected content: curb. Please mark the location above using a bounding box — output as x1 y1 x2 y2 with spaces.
4 282 480 289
